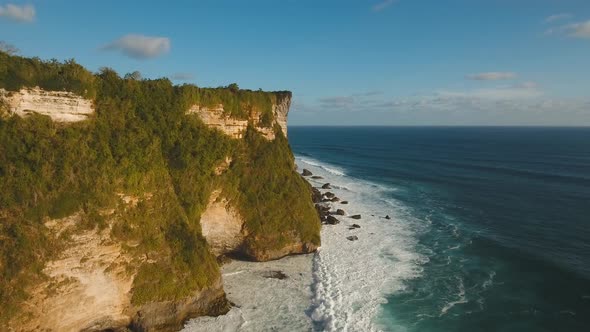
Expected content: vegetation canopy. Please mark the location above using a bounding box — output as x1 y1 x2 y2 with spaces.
0 51 318 324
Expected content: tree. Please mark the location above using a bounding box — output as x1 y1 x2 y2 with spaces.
124 71 143 80
0 41 19 55
227 83 239 92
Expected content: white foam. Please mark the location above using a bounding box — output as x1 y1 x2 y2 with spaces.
183 254 314 331
297 155 425 331
300 158 346 176
186 155 426 331
440 277 468 316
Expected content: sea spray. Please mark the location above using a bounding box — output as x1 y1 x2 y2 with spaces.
297 156 425 331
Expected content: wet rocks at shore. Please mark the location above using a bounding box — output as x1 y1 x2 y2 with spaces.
325 215 341 225
302 169 313 176
350 215 362 220
263 270 289 280
322 183 332 189
334 209 346 216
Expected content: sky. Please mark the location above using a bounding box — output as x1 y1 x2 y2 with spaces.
1 0 590 126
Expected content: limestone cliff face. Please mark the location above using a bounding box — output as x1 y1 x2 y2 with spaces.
0 87 94 122
187 94 291 140
272 94 290 137
10 197 228 332
200 190 246 256
200 189 318 262
1 81 315 331
17 213 134 332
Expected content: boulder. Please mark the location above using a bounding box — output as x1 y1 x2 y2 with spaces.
302 169 313 176
325 215 340 225
385 215 391 220
350 215 361 220
346 236 358 241
263 270 288 280
340 201 349 204
311 176 323 179
311 188 322 203
351 224 361 228
331 197 340 202
322 183 331 189
315 204 330 221
335 209 346 216
324 192 335 199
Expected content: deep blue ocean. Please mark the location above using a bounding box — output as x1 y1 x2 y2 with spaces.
289 127 590 332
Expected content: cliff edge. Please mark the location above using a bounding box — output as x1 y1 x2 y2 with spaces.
0 52 320 331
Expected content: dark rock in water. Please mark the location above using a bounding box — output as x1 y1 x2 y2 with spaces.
346 235 358 241
324 192 335 199
331 197 340 202
335 209 346 216
311 188 322 203
322 183 331 189
351 224 361 228
341 201 349 204
302 169 313 176
326 215 340 225
350 214 361 220
263 270 288 280
385 215 391 220
315 203 330 221
311 176 323 179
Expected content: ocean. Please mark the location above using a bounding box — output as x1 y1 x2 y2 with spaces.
289 126 590 332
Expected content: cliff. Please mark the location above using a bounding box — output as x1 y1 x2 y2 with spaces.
0 87 94 122
0 53 320 331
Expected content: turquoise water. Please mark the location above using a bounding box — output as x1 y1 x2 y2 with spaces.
290 127 590 332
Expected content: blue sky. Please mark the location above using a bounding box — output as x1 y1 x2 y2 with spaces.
1 0 589 125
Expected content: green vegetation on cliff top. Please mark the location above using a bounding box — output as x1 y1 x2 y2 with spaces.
0 52 319 324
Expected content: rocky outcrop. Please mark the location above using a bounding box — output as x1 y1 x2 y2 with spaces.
187 95 290 140
0 87 94 122
200 190 246 256
200 189 318 262
130 277 229 332
241 233 319 262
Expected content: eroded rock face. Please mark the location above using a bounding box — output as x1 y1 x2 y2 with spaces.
187 95 290 140
16 213 134 332
272 95 290 138
130 277 229 332
199 189 318 262
242 233 319 262
0 87 94 122
11 195 230 332
200 190 246 257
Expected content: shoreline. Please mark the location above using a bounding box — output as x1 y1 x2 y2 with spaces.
183 253 315 331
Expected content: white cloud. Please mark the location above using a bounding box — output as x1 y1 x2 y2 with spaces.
170 72 194 81
438 83 541 100
565 20 590 39
545 13 572 23
466 72 517 81
546 19 590 39
318 96 356 109
0 4 35 22
372 0 397 12
102 34 171 59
